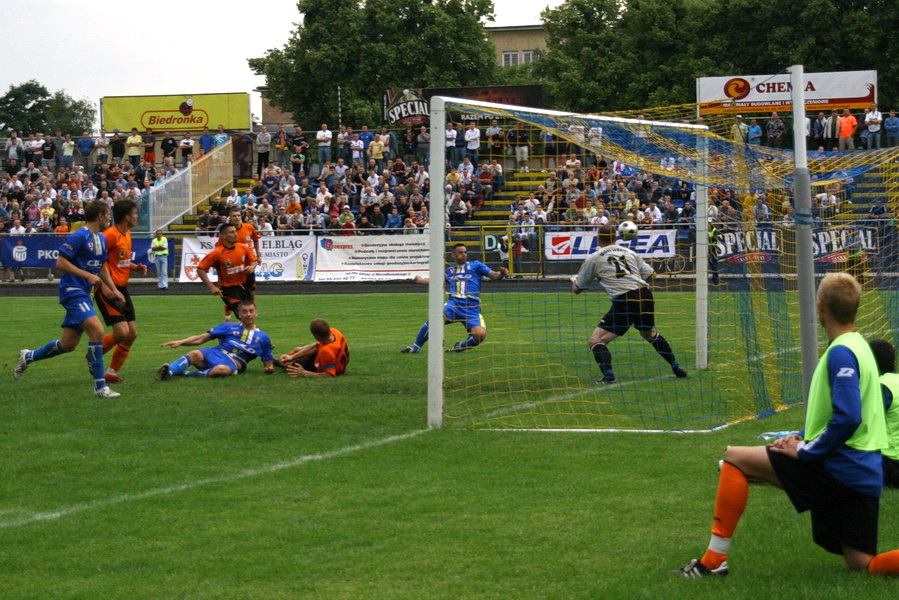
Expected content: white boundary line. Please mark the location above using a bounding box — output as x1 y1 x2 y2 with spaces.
0 429 429 530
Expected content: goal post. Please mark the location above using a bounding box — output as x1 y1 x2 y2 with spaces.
424 94 899 432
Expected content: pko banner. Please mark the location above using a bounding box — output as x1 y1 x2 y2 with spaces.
2 235 167 269
544 230 677 260
314 234 429 281
697 70 876 114
178 235 315 283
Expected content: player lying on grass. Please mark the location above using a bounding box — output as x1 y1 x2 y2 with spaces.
277 318 349 378
673 273 899 577
156 300 274 380
571 224 686 384
401 243 507 354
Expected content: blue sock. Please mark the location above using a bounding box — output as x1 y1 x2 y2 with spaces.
31 340 63 362
184 369 211 377
456 334 480 349
87 341 106 391
169 355 191 376
413 321 430 348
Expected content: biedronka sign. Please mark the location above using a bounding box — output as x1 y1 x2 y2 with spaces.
101 93 251 132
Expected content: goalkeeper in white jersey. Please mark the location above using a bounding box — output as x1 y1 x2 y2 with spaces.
572 224 687 384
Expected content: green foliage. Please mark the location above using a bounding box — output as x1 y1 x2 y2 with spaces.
0 80 51 135
45 90 97 135
0 80 97 135
248 0 498 128
536 0 899 112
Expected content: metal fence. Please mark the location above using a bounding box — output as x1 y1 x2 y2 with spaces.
146 142 233 233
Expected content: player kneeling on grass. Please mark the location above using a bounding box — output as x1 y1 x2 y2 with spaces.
156 300 274 380
278 318 349 378
401 243 508 354
868 338 899 488
673 273 899 578
571 224 686 385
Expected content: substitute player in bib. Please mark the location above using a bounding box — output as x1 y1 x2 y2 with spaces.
156 299 274 379
279 318 349 378
197 223 257 320
572 224 687 384
674 273 899 577
96 199 147 384
401 243 508 354
216 209 260 318
13 200 125 398
868 338 899 488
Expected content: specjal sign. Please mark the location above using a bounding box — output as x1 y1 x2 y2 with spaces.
382 85 544 125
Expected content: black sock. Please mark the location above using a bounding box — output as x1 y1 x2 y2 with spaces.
649 334 677 367
591 343 614 378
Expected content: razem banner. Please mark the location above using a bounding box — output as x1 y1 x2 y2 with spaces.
2 234 166 269
544 230 677 261
178 235 315 283
313 234 429 282
697 70 876 114
101 92 251 132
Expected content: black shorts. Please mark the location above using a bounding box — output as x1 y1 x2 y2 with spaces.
767 447 879 555
221 284 251 311
884 456 899 489
96 286 135 325
598 286 655 336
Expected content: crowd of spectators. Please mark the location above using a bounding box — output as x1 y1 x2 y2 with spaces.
0 126 236 237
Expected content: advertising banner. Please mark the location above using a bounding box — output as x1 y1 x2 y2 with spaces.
313 234 429 281
382 85 544 125
543 230 678 261
102 93 251 132
697 70 876 114
715 225 879 291
178 235 315 283
2 235 170 270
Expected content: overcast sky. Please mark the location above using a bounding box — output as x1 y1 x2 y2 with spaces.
5 0 560 122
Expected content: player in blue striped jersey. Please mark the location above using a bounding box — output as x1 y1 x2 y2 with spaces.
13 200 125 398
156 300 274 379
402 243 508 353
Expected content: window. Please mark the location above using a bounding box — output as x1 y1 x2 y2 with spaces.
522 50 536 64
502 51 519 67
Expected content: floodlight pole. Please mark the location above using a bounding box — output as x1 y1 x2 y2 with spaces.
788 64 818 400
427 96 447 428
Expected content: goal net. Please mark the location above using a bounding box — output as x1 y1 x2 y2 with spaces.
425 96 899 431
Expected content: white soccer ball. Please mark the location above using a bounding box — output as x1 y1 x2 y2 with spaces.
618 220 638 240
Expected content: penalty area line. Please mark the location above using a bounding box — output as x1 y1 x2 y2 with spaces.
0 429 429 530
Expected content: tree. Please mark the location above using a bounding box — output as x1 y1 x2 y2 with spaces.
0 81 98 135
248 0 498 127
0 80 51 135
45 91 97 136
535 0 898 113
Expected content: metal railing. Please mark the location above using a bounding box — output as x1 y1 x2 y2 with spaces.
145 142 233 233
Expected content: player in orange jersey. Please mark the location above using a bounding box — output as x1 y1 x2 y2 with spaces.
198 222 257 318
279 318 349 378
216 208 260 317
95 199 147 383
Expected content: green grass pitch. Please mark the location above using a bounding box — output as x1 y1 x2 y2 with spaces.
1 292 897 599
